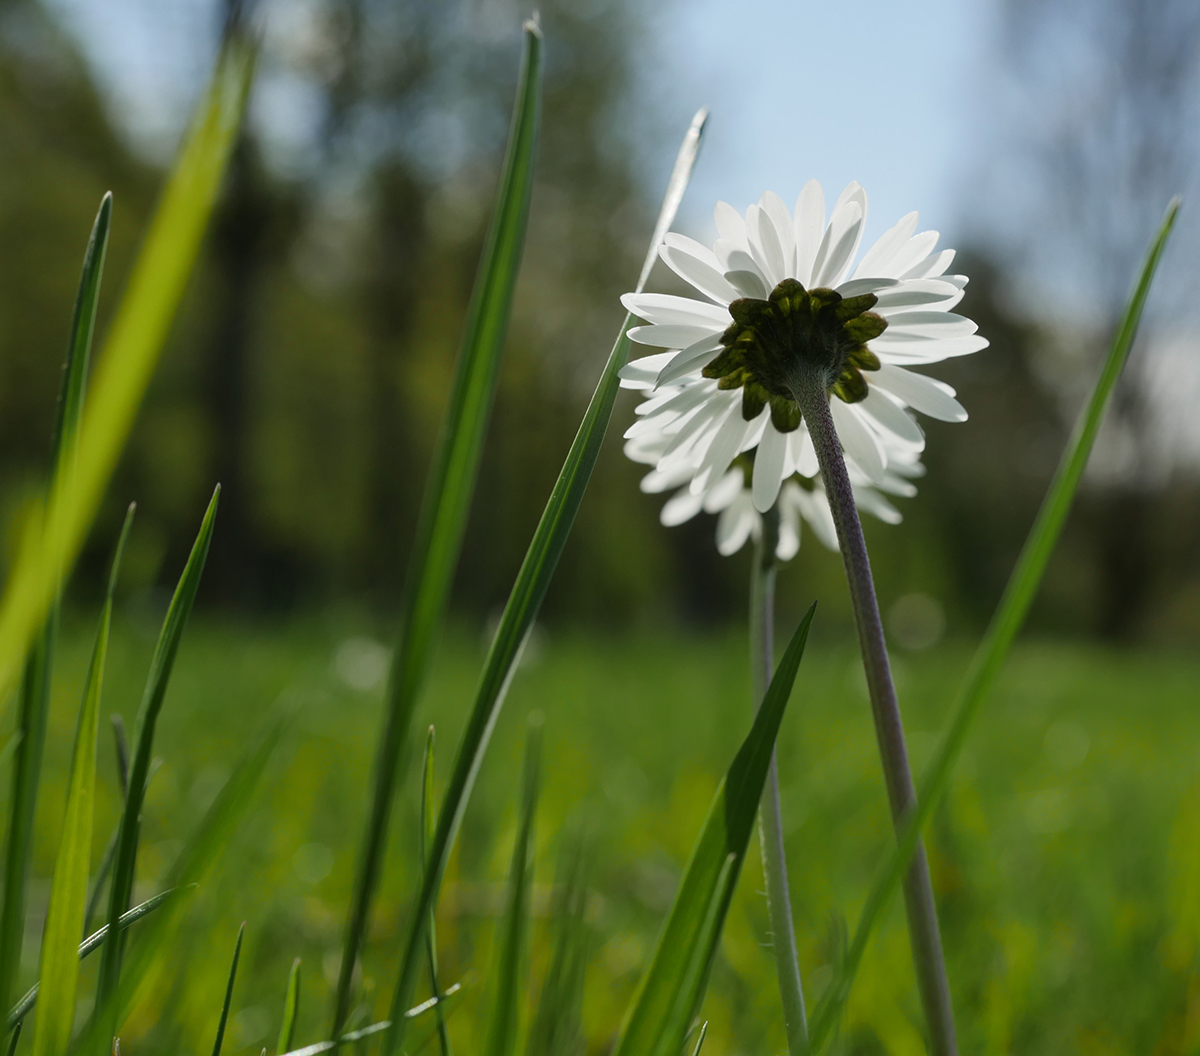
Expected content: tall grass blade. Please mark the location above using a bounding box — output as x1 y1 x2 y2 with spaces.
382 105 708 1056
82 719 133 939
284 986 465 1056
74 701 286 1055
419 730 450 1056
804 198 1181 1053
526 838 589 1056
211 924 245 1056
0 194 113 1019
332 20 543 1033
688 1022 709 1056
30 510 133 1056
0 32 253 713
96 488 219 1005
484 717 541 1056
612 604 816 1056
7 890 185 1032
277 960 301 1055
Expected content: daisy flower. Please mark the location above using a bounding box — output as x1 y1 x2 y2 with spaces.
618 181 984 514
625 403 923 559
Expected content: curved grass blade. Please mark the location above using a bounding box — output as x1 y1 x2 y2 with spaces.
0 32 253 715
6 1023 19 1056
96 487 219 1006
31 509 133 1056
332 20 543 1034
284 985 464 1056
612 604 816 1056
276 959 301 1056
7 889 185 1032
83 720 132 938
0 194 113 1020
484 717 541 1056
804 198 1181 1053
382 105 708 1056
212 924 245 1056
74 700 286 1056
688 1022 709 1056
419 730 450 1056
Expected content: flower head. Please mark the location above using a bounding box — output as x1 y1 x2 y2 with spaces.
619 182 985 514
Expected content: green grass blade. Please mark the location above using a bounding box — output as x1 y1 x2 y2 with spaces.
212 924 245 1056
30 510 133 1056
96 487 219 1005
83 721 132 939
332 20 543 1033
0 194 114 1020
0 32 253 715
382 106 708 1056
612 604 816 1056
420 730 451 1056
73 704 284 1055
688 1022 709 1056
484 717 541 1056
525 838 589 1056
282 986 465 1056
7 889 185 1032
804 198 1181 1053
276 959 301 1056
6 1023 20 1056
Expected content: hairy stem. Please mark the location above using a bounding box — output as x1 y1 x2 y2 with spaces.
750 508 809 1055
792 374 957 1056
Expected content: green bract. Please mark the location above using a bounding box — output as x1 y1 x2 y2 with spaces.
703 278 886 433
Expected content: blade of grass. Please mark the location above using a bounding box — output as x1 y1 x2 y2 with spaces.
73 701 286 1056
31 509 133 1056
0 193 113 1020
96 487 219 1006
419 730 450 1056
526 837 589 1056
332 20 543 1034
82 719 132 939
7 889 186 1032
285 985 465 1056
382 104 708 1056
212 924 245 1056
804 198 1181 1053
689 1022 709 1056
276 959 301 1056
483 716 541 1056
612 605 816 1056
0 31 253 715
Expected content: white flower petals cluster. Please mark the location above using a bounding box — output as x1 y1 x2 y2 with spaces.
619 180 986 560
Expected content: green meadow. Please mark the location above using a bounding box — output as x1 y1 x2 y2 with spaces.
24 616 1200 1055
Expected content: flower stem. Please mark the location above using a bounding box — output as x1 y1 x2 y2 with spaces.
751 507 809 1055
791 374 958 1056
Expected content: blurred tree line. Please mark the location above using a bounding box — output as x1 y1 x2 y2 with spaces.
1 0 1198 641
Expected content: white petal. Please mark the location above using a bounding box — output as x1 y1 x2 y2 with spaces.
660 244 740 305
812 201 864 289
761 191 796 276
872 363 967 422
625 378 716 436
830 399 886 484
775 510 800 561
835 277 899 298
749 203 787 287
883 231 940 278
661 488 705 526
724 268 771 300
853 211 919 278
640 463 694 493
872 279 960 310
663 232 724 271
621 292 731 328
752 422 788 512
618 352 676 389
628 323 722 349
656 394 732 462
901 248 955 280
691 406 751 494
880 312 978 338
860 386 926 448
714 201 750 249
853 486 902 525
793 180 826 286
655 336 723 386
703 467 744 512
788 427 819 477
873 333 989 364
793 487 838 551
716 496 757 556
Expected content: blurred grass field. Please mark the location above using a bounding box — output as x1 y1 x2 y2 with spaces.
17 611 1200 1056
